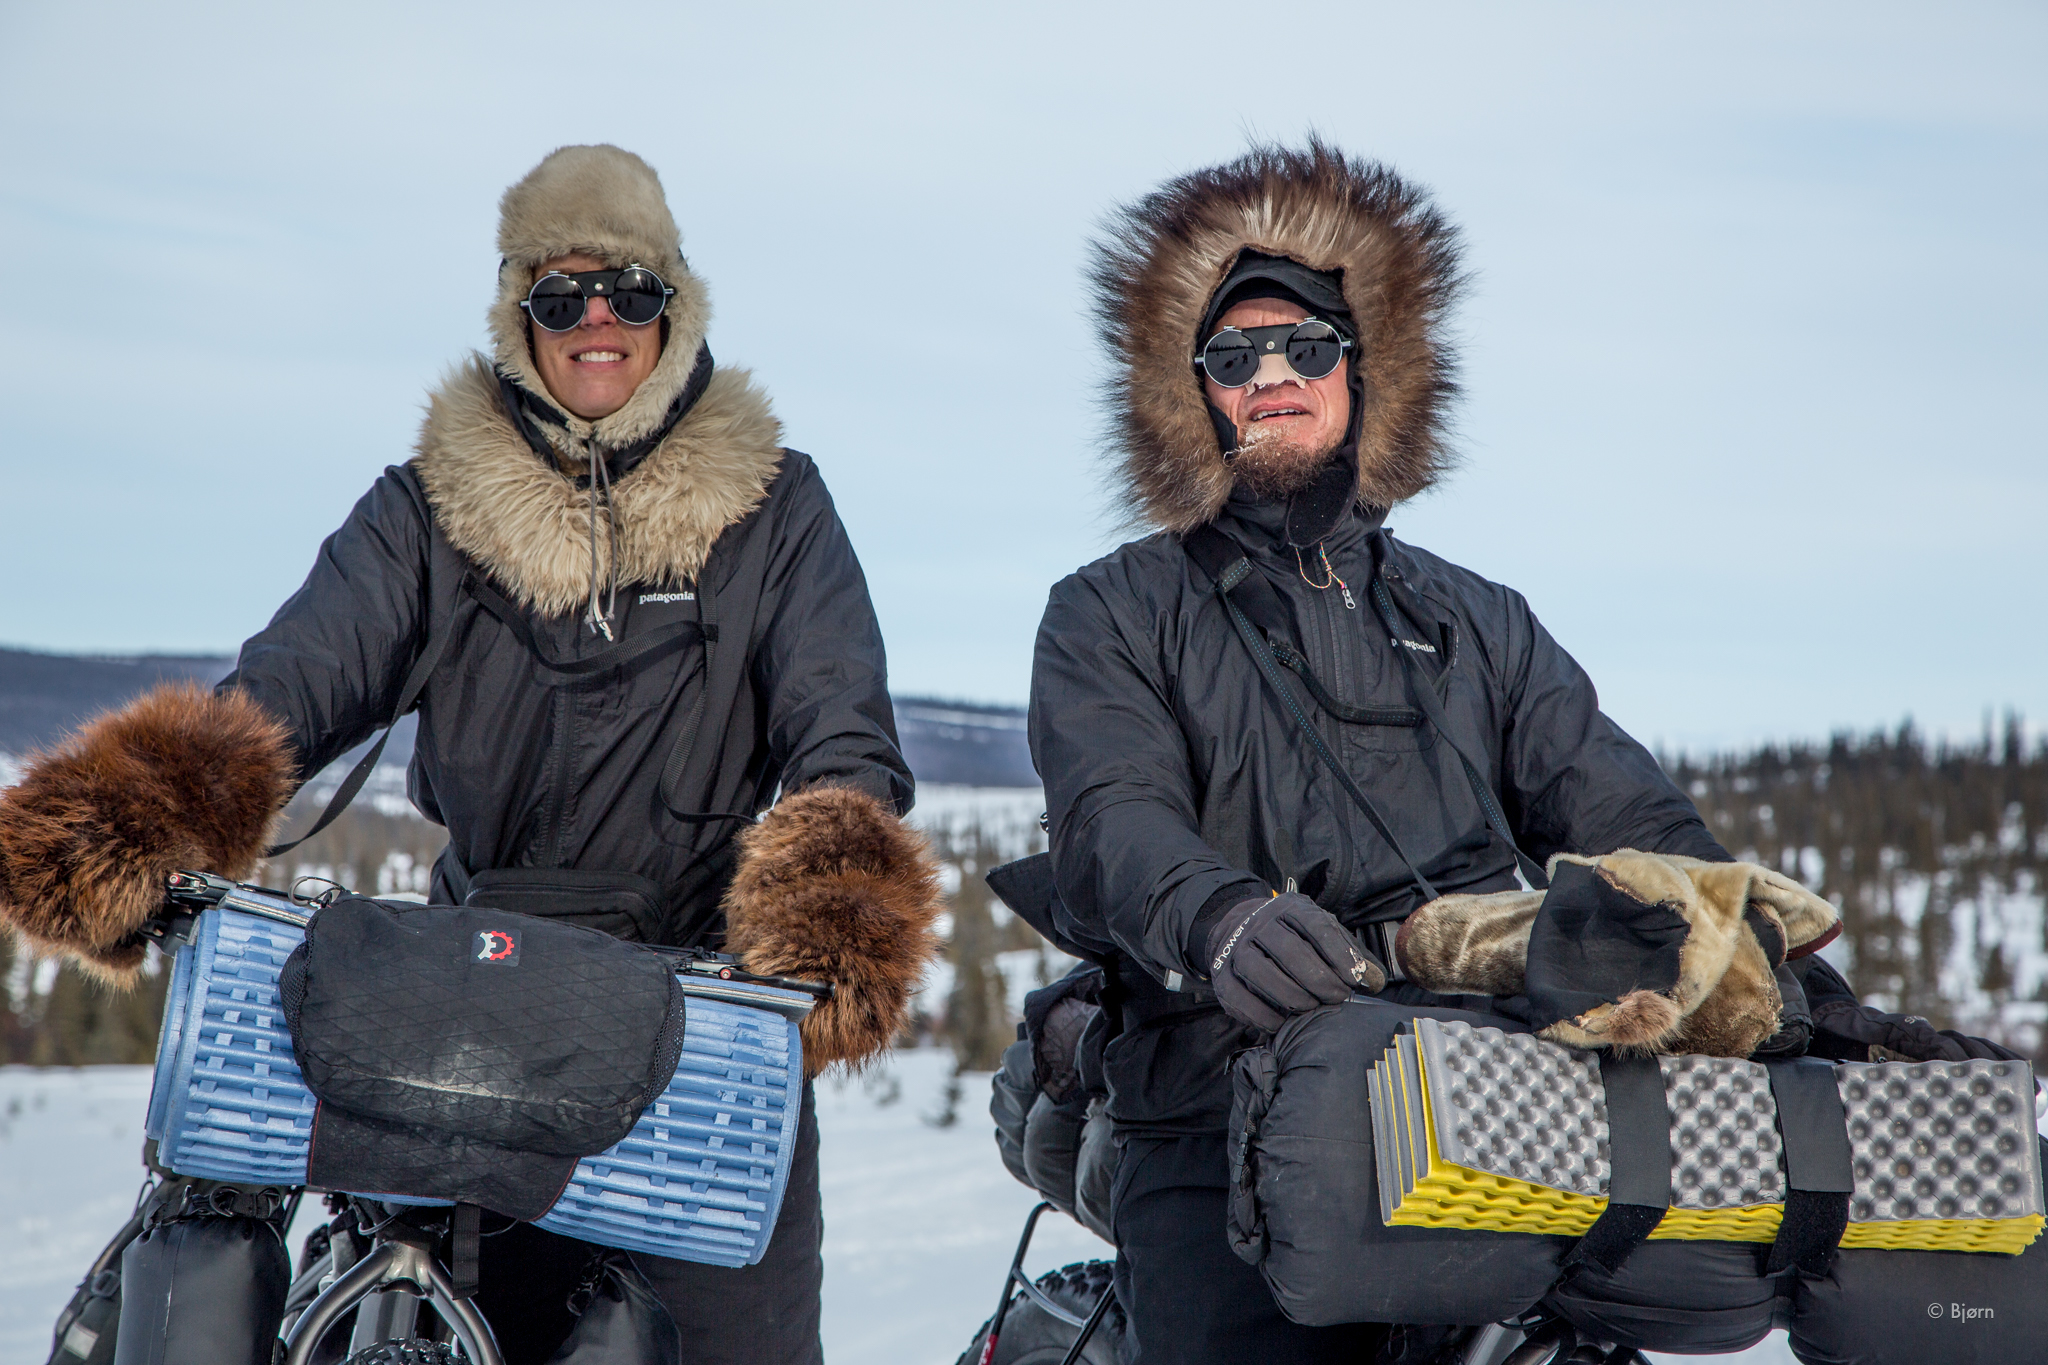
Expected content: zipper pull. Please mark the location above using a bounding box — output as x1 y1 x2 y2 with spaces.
1340 583 1356 611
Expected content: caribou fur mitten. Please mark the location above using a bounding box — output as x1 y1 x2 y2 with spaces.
722 785 944 1076
0 683 295 983
1395 849 1840 1058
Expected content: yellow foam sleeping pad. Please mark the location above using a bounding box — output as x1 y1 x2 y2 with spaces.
1369 1020 2044 1255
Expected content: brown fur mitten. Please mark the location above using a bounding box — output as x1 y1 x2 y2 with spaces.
0 683 295 984
722 785 944 1076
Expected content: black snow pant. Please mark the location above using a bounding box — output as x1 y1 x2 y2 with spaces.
1112 1133 1385 1365
475 1082 823 1365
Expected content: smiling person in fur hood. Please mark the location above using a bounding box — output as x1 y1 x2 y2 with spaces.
1027 141 1862 1363
0 144 941 1364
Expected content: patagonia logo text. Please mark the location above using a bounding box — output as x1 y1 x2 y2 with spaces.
638 592 695 605
473 929 520 966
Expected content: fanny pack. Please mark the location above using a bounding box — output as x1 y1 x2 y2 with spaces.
279 895 687 1220
462 867 668 944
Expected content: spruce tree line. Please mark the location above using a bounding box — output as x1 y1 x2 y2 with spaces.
1668 714 2045 1057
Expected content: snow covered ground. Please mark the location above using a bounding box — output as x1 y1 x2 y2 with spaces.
0 1053 1809 1364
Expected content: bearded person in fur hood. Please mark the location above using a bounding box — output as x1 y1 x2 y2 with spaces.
1026 141 1877 1362
0 144 942 1364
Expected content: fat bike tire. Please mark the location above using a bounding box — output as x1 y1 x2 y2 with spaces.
957 1259 1123 1365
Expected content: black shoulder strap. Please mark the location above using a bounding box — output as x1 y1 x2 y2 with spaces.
1367 573 1550 891
266 478 470 858
1182 526 1441 903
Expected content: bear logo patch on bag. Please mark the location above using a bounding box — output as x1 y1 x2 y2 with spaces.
474 929 521 966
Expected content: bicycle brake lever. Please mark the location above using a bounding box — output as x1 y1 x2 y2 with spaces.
669 953 833 1000
164 869 236 908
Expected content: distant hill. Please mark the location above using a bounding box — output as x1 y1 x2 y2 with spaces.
0 647 1037 788
0 650 235 756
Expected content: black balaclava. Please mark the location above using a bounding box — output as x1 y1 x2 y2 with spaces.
1200 251 1367 546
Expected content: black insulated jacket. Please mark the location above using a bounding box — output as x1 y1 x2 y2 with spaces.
226 450 909 948
1029 494 1727 1133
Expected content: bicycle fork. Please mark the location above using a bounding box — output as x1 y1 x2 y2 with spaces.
282 1233 503 1365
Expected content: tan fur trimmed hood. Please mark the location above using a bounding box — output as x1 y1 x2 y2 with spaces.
1089 139 1465 532
415 356 784 616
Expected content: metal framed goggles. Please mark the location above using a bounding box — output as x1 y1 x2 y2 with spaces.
1193 318 1351 388
519 264 674 331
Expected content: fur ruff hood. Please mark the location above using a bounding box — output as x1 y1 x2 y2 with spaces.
1089 139 1465 533
416 358 783 616
418 145 785 615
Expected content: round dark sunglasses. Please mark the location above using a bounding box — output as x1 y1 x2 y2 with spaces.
519 265 675 331
1193 318 1351 388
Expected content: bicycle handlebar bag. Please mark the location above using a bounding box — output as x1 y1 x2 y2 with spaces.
279 894 687 1220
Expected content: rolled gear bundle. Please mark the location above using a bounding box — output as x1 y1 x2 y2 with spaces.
1375 1018 2044 1254
1395 849 1841 1057
1229 999 2048 1359
0 683 294 982
1228 997 1572 1327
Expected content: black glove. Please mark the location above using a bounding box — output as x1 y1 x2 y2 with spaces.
1810 999 2025 1064
1204 893 1385 1032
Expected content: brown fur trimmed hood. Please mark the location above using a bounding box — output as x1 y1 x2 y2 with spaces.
1089 139 1465 533
418 144 786 617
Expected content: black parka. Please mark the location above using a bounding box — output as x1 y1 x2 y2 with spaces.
1029 492 1727 1133
226 447 909 948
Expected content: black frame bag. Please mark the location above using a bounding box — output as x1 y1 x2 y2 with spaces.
280 895 687 1219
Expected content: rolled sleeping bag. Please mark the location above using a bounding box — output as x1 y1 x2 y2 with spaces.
1023 1090 1090 1222
1230 997 2048 1355
1073 1097 1117 1245
1788 1219 2048 1365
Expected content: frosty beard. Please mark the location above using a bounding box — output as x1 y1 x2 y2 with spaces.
1230 420 1342 500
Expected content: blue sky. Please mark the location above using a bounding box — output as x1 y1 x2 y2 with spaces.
1 2 2040 752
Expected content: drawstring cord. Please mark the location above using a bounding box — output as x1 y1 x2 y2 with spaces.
583 436 621 639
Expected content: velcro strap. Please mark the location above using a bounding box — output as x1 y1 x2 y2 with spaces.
1563 1054 1672 1275
1764 1059 1853 1276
